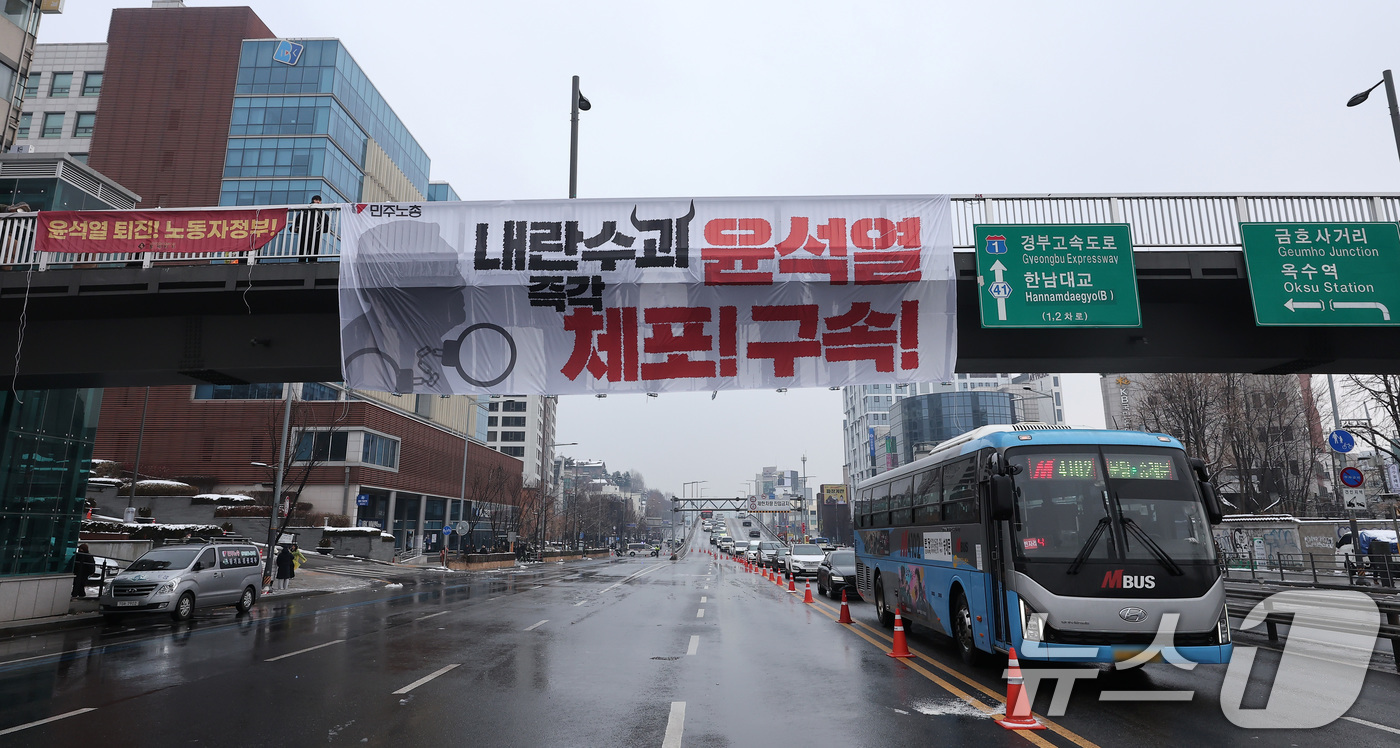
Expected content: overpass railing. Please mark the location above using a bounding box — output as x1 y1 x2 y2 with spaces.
3 194 1400 271
0 205 341 270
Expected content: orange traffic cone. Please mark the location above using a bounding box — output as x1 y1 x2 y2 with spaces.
803 581 815 604
775 570 783 587
996 647 1045 730
886 612 914 658
837 589 853 624
787 574 796 592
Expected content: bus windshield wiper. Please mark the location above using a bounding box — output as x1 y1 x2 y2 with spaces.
1067 516 1112 575
1121 518 1184 576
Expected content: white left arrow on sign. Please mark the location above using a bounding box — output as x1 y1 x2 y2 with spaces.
1284 298 1323 312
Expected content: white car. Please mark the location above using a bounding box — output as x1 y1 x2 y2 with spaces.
732 540 750 558
785 543 825 577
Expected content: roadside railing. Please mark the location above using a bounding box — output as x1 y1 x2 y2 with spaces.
1224 583 1400 670
1221 551 1399 589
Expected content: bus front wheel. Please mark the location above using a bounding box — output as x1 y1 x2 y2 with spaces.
874 575 895 629
951 590 977 665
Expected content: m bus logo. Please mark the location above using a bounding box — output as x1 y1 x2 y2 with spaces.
1101 569 1156 589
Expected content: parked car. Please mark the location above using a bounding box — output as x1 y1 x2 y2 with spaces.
88 555 123 584
770 547 789 571
817 549 859 599
99 541 262 622
785 543 825 577
627 542 657 557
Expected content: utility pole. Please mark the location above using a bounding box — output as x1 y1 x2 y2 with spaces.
262 384 293 589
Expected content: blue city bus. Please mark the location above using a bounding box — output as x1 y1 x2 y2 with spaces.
853 424 1231 664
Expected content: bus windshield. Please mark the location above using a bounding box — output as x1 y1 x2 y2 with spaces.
1007 446 1215 565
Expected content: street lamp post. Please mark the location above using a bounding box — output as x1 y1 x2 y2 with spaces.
568 76 591 199
1348 70 1400 165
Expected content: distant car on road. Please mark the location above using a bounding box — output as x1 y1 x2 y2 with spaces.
742 520 752 527
627 542 657 557
756 541 781 566
718 537 735 554
735 510 747 518
748 530 760 538
732 540 751 558
770 547 789 571
785 544 825 577
812 537 836 552
817 549 859 599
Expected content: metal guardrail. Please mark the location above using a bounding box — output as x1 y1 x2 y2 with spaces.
0 205 341 269
1224 583 1400 670
1220 551 1400 589
3 194 1400 271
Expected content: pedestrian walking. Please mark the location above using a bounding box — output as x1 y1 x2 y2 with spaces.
71 543 95 598
274 544 295 590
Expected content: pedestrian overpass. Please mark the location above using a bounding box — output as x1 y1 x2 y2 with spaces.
3 193 1400 390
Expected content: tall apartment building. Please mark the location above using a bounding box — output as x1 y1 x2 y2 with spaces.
0 1 48 154
484 395 558 487
841 373 1065 484
16 42 104 162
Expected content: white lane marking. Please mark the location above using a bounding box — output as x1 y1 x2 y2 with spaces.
1344 717 1400 735
418 611 448 621
661 701 686 748
392 663 461 695
696 609 705 618
1098 691 1192 701
574 599 588 606
600 563 666 593
264 639 346 662
524 619 549 631
686 635 699 655
700 596 707 603
0 708 97 737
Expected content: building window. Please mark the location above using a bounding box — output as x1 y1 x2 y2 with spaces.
501 416 526 427
17 112 28 138
487 431 497 442
82 72 102 97
487 416 497 427
49 72 72 97
362 432 399 469
70 153 88 164
500 431 526 442
487 402 499 412
502 400 527 412
501 446 525 457
193 383 284 400
22 72 36 98
73 112 95 138
301 382 340 401
41 112 62 138
295 431 348 462
414 394 433 417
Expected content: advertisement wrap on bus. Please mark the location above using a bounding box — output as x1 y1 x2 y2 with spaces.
853 424 1231 665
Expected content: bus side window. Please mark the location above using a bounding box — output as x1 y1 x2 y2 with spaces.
913 467 941 524
942 457 979 523
857 488 871 528
890 476 914 526
871 482 891 528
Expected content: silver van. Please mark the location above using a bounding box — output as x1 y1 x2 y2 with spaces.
99 541 263 622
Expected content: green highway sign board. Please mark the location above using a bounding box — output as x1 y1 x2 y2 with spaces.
974 224 1141 328
1241 222 1400 326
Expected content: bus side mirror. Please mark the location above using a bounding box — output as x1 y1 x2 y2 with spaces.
991 475 1015 521
1198 480 1223 525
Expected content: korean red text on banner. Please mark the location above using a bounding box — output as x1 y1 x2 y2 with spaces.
337 196 954 395
37 208 289 254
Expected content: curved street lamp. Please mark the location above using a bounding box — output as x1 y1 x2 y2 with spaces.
1347 70 1400 164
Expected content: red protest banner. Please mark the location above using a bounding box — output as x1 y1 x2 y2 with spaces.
37 208 290 254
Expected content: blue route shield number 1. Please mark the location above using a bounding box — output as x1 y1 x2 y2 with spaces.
985 235 1008 254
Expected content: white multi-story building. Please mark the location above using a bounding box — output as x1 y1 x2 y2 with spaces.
841 374 1066 484
18 43 106 163
484 394 558 485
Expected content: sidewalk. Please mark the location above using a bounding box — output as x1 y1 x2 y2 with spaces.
0 570 375 638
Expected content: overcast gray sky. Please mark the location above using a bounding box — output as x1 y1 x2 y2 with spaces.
40 1 1400 499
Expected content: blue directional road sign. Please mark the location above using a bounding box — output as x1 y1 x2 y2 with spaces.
441 524 453 535
1328 429 1356 454
1340 467 1365 488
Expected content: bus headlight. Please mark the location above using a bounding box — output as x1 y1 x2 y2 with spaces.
1216 605 1231 644
1019 598 1046 642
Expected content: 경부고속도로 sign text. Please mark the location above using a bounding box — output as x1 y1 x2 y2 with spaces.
338 196 955 395
974 224 1140 328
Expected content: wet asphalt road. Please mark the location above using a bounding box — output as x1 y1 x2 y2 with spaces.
2 524 1400 747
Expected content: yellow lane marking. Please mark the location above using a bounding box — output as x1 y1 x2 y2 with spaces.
799 599 1057 748
806 597 1100 748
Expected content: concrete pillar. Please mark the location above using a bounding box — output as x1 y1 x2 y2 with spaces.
386 491 398 548
416 495 428 554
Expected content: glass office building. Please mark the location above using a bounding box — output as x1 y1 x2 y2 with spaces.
427 181 458 202
0 388 102 578
220 39 430 206
887 392 1017 468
